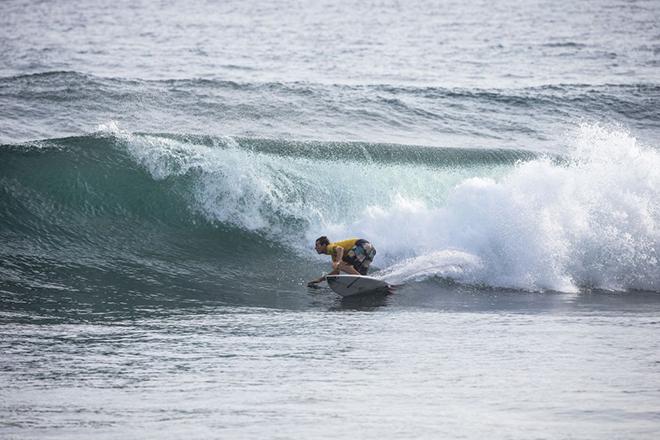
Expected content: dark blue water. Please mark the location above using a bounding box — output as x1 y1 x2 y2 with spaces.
1 0 660 438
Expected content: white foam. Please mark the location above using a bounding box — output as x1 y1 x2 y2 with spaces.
108 121 660 292
376 249 483 285
333 123 660 292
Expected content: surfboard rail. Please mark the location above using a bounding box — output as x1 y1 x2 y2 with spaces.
326 274 391 297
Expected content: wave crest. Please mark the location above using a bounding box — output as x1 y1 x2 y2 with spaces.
2 123 658 293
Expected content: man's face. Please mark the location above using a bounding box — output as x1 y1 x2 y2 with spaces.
315 241 327 254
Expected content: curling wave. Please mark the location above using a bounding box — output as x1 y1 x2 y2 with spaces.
1 123 658 296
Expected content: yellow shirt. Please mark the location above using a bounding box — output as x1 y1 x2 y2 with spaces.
326 239 359 259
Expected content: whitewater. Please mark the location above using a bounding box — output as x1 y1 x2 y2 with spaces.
88 121 659 294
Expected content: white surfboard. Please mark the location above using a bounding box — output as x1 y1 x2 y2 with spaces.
326 274 390 297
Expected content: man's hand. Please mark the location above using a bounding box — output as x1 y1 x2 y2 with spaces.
307 275 326 287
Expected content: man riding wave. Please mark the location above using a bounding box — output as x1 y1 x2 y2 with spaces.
308 236 377 287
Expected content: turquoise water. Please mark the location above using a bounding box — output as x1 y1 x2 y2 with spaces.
1 0 660 438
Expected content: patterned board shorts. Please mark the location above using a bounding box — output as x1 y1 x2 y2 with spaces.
344 239 377 275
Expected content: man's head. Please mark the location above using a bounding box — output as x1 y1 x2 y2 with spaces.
315 236 330 254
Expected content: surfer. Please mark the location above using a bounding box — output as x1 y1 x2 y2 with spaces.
307 236 377 287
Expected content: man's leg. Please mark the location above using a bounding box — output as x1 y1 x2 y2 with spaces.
338 261 361 275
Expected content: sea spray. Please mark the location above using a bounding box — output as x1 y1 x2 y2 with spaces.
346 124 659 292
99 123 510 242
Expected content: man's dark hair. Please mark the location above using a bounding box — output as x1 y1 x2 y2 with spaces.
315 236 330 246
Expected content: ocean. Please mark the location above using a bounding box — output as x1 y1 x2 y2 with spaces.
1 0 660 438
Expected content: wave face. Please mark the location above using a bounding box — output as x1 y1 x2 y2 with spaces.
1 123 659 299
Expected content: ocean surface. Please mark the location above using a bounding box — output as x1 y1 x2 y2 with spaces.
1 0 660 438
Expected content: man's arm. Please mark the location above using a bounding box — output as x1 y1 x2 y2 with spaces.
332 246 344 271
333 247 360 275
308 247 344 286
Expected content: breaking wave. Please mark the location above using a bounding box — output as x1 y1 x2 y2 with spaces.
1 122 658 295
